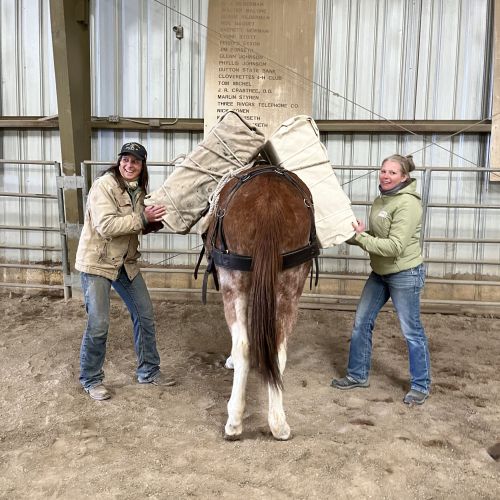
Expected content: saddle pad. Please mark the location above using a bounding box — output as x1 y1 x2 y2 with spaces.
263 115 356 248
145 111 265 233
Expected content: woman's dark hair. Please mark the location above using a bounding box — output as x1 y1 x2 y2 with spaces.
103 158 149 192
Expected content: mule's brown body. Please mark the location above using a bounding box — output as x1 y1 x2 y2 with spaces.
205 165 315 439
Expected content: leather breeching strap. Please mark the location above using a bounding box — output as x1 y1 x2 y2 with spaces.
194 165 320 303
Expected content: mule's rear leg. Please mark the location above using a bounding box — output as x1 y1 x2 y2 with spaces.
267 266 309 441
224 312 250 439
220 272 250 440
268 341 291 440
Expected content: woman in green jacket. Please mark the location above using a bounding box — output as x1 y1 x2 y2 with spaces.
331 155 431 405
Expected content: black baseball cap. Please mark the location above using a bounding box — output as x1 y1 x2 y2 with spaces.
119 142 147 161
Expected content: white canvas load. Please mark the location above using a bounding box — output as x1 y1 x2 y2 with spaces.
262 115 357 248
145 111 265 233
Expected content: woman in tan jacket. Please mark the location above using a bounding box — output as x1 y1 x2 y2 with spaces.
76 142 175 401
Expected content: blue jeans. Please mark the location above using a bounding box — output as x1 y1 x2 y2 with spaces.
346 264 431 394
79 268 160 390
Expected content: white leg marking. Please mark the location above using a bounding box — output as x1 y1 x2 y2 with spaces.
224 355 234 369
224 297 249 439
268 341 290 440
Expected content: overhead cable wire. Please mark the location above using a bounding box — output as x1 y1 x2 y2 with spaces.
151 0 493 172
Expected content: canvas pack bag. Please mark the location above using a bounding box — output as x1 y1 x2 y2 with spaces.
145 111 265 233
262 115 357 248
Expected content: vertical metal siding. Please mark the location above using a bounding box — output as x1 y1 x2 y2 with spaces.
89 0 209 267
314 0 497 278
0 0 60 269
314 0 490 120
91 0 207 119
1 0 57 116
90 0 208 267
1 0 499 282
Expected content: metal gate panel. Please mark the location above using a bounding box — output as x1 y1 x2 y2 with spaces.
0 159 71 299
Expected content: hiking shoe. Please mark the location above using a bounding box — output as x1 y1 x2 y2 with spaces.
86 383 111 401
141 372 176 387
403 389 428 405
331 376 369 390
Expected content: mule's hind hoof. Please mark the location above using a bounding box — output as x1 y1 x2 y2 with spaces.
273 431 292 441
224 432 241 441
271 424 292 441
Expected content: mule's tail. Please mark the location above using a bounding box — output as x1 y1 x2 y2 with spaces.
249 207 283 389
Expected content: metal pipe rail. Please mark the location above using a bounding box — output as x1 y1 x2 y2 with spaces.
140 266 500 287
135 163 500 310
3 159 500 310
138 246 500 267
0 263 63 271
0 224 60 232
139 287 500 312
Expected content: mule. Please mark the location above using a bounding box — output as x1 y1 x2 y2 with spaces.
199 163 319 440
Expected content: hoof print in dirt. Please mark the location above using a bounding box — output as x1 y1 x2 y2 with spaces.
487 443 500 461
223 432 241 441
349 418 375 426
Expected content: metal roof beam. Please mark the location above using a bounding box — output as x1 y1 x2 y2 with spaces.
0 117 491 134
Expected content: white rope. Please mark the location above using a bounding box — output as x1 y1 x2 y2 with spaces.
199 144 248 169
166 138 249 182
207 162 256 215
165 154 187 166
166 130 257 215
181 156 222 182
212 130 247 167
159 141 257 225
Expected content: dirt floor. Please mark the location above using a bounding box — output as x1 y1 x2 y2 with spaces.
0 291 499 499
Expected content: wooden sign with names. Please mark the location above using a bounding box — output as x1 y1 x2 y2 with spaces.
204 0 317 137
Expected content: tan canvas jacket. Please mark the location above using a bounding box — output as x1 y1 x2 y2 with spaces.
75 173 146 281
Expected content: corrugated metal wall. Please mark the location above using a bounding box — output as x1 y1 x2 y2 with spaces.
314 0 491 120
1 0 497 280
0 0 61 270
89 0 209 268
313 0 496 277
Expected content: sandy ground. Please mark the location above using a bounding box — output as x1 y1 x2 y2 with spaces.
0 291 499 499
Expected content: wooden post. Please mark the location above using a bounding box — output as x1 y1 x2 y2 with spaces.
490 0 500 181
49 0 92 273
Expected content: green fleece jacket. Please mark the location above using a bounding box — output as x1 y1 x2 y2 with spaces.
349 179 423 275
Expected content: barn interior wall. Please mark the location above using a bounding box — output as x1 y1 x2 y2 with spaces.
1 0 499 303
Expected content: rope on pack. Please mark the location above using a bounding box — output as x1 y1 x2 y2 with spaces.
207 162 256 215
